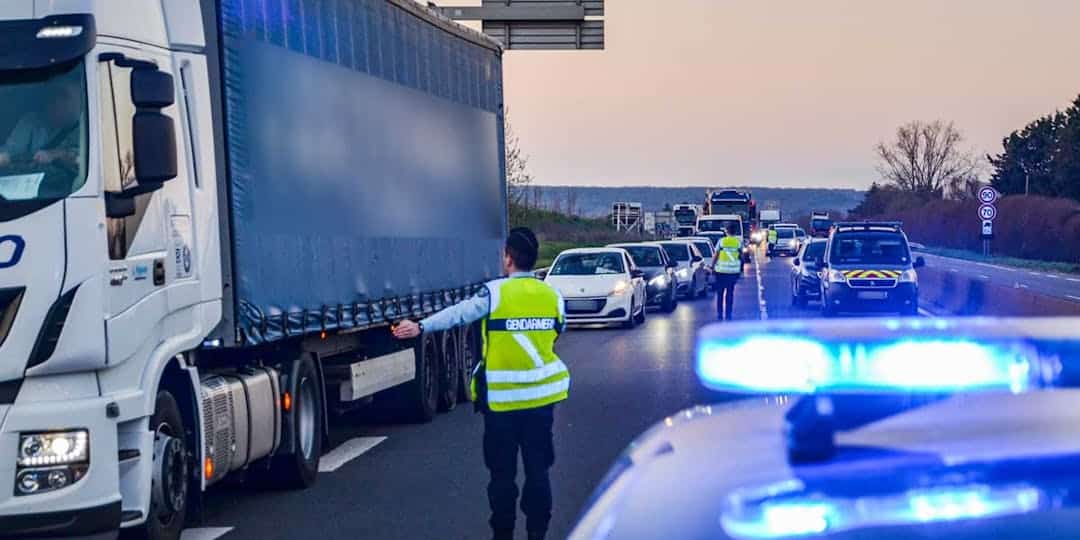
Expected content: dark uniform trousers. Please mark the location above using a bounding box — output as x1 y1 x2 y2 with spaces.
715 273 739 320
483 404 556 538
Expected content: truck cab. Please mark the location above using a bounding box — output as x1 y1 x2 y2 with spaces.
0 5 217 537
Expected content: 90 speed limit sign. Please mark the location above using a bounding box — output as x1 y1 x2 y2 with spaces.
978 186 999 204
978 203 997 221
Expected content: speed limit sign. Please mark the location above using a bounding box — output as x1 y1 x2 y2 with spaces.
978 186 999 204
978 203 997 221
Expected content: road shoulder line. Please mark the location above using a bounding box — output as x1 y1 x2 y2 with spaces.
319 437 388 473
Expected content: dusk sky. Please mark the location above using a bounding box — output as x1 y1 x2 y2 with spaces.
438 0 1080 189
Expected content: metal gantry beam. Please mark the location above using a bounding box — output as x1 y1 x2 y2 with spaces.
434 0 605 50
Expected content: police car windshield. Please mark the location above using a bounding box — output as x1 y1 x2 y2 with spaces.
659 243 690 262
829 231 910 265
550 252 626 276
619 246 664 267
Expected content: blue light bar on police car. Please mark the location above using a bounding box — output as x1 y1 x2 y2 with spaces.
721 482 1042 539
696 317 1080 394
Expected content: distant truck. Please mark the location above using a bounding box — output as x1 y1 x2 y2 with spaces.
811 212 834 237
758 209 782 242
672 203 701 237
0 2 504 538
705 190 756 243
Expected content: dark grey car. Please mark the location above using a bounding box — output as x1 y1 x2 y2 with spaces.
608 243 679 312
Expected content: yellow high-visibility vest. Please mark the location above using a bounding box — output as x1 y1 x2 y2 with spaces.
472 278 569 411
714 236 743 274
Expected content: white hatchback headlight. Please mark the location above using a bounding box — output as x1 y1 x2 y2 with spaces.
610 280 629 296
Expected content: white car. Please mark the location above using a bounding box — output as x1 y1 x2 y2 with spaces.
657 241 709 299
543 248 647 327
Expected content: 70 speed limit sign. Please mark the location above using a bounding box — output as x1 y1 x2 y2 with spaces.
978 203 997 221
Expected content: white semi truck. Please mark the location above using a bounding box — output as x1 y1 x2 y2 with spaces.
0 2 506 538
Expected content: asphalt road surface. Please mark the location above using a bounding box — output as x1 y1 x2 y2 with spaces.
917 252 1080 304
185 249 873 540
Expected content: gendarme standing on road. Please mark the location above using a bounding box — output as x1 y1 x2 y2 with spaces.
393 227 570 540
713 226 743 321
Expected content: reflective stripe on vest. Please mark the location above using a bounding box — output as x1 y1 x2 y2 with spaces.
478 277 569 411
715 236 742 274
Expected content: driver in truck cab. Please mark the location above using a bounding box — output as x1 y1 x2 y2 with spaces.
0 74 82 170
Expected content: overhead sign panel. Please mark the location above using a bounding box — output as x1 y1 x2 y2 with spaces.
439 0 605 50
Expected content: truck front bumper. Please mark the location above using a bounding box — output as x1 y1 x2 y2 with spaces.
0 380 122 539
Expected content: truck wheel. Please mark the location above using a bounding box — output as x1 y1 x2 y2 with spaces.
265 354 323 489
399 332 438 422
123 391 187 540
459 325 479 402
437 330 459 412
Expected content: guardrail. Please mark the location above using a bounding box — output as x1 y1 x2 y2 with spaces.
919 266 1080 317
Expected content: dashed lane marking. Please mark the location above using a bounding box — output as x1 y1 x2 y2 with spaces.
977 274 990 280
181 528 234 540
1067 295 1080 302
753 255 768 320
319 437 388 473
918 307 939 318
1067 278 1080 283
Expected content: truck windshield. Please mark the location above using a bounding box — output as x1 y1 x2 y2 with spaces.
551 253 626 276
674 209 696 225
0 61 88 202
829 232 911 265
812 218 832 231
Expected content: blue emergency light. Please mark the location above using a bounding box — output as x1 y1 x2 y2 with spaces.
695 317 1080 395
722 482 1043 539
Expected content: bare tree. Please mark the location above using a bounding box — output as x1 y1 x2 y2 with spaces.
875 120 978 198
505 113 533 208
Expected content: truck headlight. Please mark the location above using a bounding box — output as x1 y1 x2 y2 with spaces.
827 269 847 283
16 430 89 496
899 269 918 283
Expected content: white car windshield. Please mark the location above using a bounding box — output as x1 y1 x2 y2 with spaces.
551 253 626 276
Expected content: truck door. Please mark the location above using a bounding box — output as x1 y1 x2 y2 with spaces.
96 48 196 365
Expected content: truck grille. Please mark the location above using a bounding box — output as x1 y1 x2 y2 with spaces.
201 376 236 485
0 287 24 349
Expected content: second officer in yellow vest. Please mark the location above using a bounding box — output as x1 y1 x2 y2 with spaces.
392 227 568 540
712 226 744 320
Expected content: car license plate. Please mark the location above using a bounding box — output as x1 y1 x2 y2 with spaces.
857 291 888 300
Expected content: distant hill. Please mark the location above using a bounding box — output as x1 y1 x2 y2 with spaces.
526 186 866 219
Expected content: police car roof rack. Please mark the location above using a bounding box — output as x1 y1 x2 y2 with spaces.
833 221 904 231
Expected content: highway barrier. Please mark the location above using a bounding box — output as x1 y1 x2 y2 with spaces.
919 267 1080 316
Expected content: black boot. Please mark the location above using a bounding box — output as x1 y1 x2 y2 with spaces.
492 530 514 540
527 531 547 540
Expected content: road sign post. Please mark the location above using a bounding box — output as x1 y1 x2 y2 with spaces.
977 187 998 256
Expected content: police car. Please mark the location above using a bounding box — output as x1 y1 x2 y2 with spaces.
570 317 1080 540
819 222 925 317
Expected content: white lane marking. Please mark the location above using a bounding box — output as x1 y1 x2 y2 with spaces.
1030 272 1046 277
318 437 387 473
918 307 939 318
181 528 234 540
1067 278 1080 283
948 268 960 273
977 274 990 280
1016 283 1030 289
1067 295 1080 302
753 255 768 320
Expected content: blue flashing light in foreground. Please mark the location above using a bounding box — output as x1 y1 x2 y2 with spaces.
722 484 1042 539
696 335 1036 394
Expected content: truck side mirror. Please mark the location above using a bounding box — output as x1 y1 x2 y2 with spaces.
131 69 178 186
